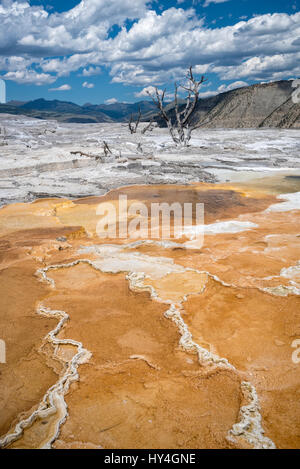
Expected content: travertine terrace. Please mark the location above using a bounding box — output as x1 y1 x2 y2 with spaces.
0 117 299 449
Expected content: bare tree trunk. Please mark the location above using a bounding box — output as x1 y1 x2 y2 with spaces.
103 140 112 156
128 108 156 136
0 126 6 145
147 66 206 146
128 107 142 134
141 120 155 134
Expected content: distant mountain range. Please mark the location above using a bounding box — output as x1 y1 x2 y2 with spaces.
0 98 157 123
0 80 299 128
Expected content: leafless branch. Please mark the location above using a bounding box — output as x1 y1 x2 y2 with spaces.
141 119 155 134
103 140 112 156
147 66 206 146
128 107 142 134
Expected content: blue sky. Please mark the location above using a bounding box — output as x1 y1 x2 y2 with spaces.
0 0 299 104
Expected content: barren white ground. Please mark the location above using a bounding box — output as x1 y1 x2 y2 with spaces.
0 113 300 206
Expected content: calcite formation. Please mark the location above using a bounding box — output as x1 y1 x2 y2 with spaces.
0 183 299 449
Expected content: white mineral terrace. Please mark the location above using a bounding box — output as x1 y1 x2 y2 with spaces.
0 114 300 206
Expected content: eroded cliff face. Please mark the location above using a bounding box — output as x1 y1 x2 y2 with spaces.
0 182 299 449
190 81 300 129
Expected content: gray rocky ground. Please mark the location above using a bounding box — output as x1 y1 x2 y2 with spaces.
0 113 300 206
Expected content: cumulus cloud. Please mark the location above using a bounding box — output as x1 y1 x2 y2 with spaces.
0 0 149 56
49 84 71 91
198 90 218 98
214 53 300 81
135 86 162 97
198 80 249 98
203 0 230 6
81 66 101 76
135 85 173 101
104 97 118 104
82 81 94 88
217 80 248 92
41 53 98 77
107 11 300 86
0 1 299 89
2 69 55 85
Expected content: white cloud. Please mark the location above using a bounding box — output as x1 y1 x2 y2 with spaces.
41 53 97 77
214 53 300 81
198 90 218 98
217 80 248 92
2 69 55 85
203 0 230 6
107 11 300 85
104 97 118 104
0 0 149 56
49 84 71 91
0 56 33 72
193 64 211 75
81 66 101 76
82 81 94 88
198 80 248 98
0 1 299 88
135 86 162 97
135 85 174 101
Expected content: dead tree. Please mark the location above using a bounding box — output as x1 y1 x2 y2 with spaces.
141 120 155 134
147 66 206 146
128 107 142 134
128 108 155 135
0 126 7 145
103 140 112 157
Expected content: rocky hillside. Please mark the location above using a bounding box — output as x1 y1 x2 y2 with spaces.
190 80 300 129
